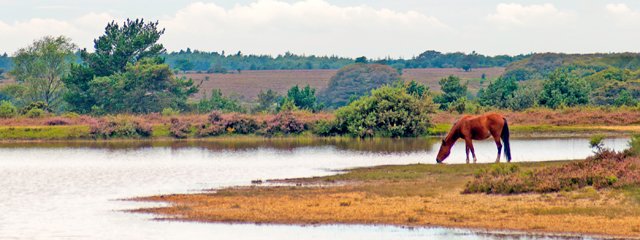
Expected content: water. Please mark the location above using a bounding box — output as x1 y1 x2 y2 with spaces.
0 137 628 240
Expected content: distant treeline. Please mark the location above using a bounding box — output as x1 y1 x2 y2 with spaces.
162 49 529 72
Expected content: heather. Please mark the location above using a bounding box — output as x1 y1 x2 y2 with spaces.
464 149 640 194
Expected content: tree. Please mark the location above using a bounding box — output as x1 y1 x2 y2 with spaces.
320 64 400 108
477 77 518 108
89 59 198 113
254 89 280 113
84 18 165 76
10 36 76 109
434 75 468 110
355 56 368 64
63 19 194 114
539 70 590 108
405 80 429 98
197 89 244 113
615 89 637 107
285 85 317 111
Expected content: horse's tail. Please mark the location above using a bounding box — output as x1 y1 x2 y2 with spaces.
501 118 512 162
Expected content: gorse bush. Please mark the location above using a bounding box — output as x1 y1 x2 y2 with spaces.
222 114 259 134
0 100 17 118
90 116 153 138
334 84 436 138
44 117 71 126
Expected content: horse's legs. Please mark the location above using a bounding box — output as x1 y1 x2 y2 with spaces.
465 138 477 163
493 135 503 163
465 145 470 164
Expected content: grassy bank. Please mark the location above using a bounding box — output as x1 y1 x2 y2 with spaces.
0 123 635 141
132 161 640 238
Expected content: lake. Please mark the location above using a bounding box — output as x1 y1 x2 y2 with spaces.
0 137 627 240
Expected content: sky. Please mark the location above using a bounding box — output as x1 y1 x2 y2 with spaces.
1 0 640 58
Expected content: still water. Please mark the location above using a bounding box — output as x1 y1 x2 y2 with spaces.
0 137 629 240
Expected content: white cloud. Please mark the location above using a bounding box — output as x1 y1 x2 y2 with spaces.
605 3 640 24
0 12 117 54
159 0 451 58
487 3 573 28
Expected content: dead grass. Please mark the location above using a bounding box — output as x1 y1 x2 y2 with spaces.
131 161 640 237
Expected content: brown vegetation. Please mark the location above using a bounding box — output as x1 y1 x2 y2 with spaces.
183 68 503 100
132 161 640 238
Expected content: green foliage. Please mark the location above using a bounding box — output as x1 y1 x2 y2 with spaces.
506 86 539 111
0 100 17 118
284 85 318 111
627 135 640 157
477 77 518 108
614 89 637 107
589 135 605 153
63 19 181 113
197 89 244 113
20 101 49 114
354 56 368 64
405 80 429 98
253 89 280 113
278 97 298 112
0 84 27 107
321 63 400 108
88 59 197 113
334 84 436 138
10 36 76 108
24 108 45 118
161 108 180 116
539 70 590 109
434 75 468 110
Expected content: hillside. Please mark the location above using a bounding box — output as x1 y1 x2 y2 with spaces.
184 67 504 101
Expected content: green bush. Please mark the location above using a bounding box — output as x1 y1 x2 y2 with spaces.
161 107 180 116
20 101 49 114
334 84 436 138
312 120 339 137
25 108 45 118
0 100 17 118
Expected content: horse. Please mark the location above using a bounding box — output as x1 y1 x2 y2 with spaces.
436 113 511 164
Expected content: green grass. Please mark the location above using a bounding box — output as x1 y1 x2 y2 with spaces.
151 124 171 138
311 161 570 183
0 126 92 140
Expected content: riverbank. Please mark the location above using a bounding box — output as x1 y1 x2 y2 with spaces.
0 123 637 141
132 161 640 238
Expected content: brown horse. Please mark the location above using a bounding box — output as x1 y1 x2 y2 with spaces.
436 113 511 163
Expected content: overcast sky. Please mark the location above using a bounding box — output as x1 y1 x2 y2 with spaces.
1 0 640 58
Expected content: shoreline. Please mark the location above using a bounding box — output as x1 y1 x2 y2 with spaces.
0 123 636 142
130 161 640 238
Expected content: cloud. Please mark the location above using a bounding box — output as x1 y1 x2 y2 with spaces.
605 3 640 24
0 12 117 54
159 0 451 58
487 3 573 28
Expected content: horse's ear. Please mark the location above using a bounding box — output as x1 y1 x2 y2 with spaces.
441 139 445 144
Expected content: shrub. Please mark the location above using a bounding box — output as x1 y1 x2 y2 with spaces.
312 120 339 137
20 101 49 114
464 151 640 194
263 111 306 136
0 100 17 118
90 116 153 138
222 114 259 134
45 117 71 126
207 111 223 123
169 118 191 139
334 84 436 138
196 124 225 137
25 108 45 118
161 108 180 117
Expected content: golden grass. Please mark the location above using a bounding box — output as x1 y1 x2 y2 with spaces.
132 162 640 238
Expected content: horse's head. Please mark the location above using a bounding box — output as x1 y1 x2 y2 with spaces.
436 139 452 163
